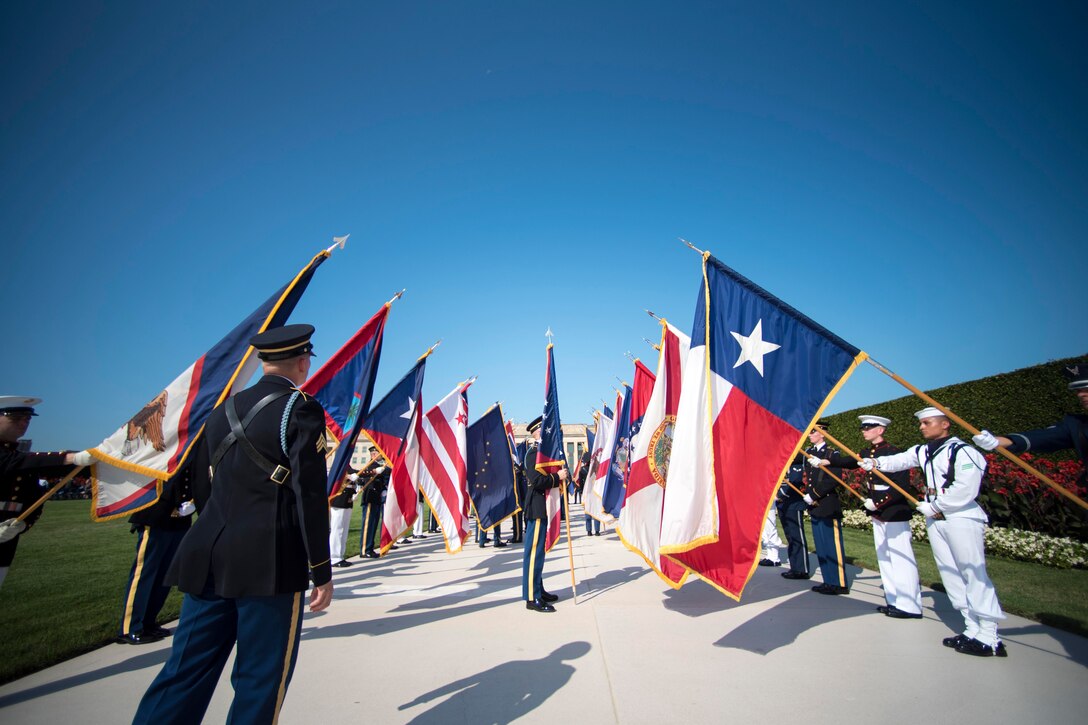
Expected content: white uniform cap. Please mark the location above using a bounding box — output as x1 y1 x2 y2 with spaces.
914 406 945 420
858 415 890 427
0 396 42 413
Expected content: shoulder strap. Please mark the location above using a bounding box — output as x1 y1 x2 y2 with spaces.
210 390 292 476
942 443 964 490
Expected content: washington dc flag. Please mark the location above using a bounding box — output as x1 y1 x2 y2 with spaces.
660 253 865 599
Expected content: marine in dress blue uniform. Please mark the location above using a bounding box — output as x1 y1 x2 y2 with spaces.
776 454 811 580
521 417 565 613
116 469 194 643
802 422 849 595
133 325 334 724
359 446 389 558
0 396 78 590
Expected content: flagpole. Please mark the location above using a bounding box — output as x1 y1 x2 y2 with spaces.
810 463 866 502
678 237 706 255
17 467 88 523
386 288 406 306
642 337 661 352
561 473 578 604
866 357 1088 511
817 428 920 505
418 339 442 362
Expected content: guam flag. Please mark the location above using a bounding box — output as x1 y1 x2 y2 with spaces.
660 253 866 599
538 343 565 551
88 246 331 521
301 300 392 494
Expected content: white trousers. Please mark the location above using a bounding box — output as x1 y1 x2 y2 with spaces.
413 510 425 537
926 517 1004 645
760 506 782 562
329 507 352 563
872 519 922 614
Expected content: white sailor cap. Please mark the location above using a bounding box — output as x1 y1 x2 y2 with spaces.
0 396 42 416
914 407 945 420
858 415 890 428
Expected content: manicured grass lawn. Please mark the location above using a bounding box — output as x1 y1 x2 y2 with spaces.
1 502 1085 685
805 522 1088 637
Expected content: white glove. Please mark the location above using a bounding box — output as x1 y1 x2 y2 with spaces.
863 498 877 512
177 501 196 517
348 473 359 482
858 458 876 472
972 430 1000 451
916 501 938 518
803 494 815 506
806 456 823 467
0 519 27 543
72 450 95 466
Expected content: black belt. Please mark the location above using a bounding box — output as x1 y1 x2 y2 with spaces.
210 391 292 484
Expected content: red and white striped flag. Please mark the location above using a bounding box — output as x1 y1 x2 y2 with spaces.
586 395 619 527
411 380 474 553
617 321 691 588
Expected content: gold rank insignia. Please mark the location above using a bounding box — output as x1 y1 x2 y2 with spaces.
316 435 328 454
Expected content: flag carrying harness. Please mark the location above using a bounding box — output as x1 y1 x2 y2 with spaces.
210 390 299 485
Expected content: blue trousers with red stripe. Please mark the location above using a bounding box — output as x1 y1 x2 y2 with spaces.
810 516 848 589
118 526 186 637
133 586 305 725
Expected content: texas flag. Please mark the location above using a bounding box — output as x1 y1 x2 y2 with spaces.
660 254 866 600
357 357 428 552
88 247 330 521
617 321 690 589
411 380 474 554
301 300 391 495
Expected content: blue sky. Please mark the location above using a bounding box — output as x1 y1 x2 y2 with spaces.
2 1 1086 451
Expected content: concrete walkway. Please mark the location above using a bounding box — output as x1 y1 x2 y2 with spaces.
2 506 1086 724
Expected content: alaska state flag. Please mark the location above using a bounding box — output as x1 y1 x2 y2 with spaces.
301 302 390 494
468 405 520 531
659 253 866 600
88 248 329 521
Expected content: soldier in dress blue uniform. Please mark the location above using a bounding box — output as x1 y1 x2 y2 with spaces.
819 415 922 617
0 396 80 590
802 422 849 595
115 468 195 644
776 453 811 580
973 362 1088 495
133 324 334 724
521 416 567 613
359 446 389 559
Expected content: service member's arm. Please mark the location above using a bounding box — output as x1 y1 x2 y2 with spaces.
0 448 78 530
825 451 859 469
1001 416 1079 455
524 449 562 492
286 395 333 608
872 446 921 474
807 448 839 500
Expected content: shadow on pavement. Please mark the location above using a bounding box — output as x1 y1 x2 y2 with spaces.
0 647 169 708
301 598 513 641
397 641 591 725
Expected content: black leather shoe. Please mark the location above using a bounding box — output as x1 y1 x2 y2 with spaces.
781 571 810 580
811 584 849 595
885 607 923 619
400 537 412 544
526 600 556 613
144 626 172 638
876 605 891 614
540 591 559 603
942 633 970 648
365 551 380 559
333 560 353 568
955 638 1008 657
116 632 163 645
389 545 399 550
757 558 780 567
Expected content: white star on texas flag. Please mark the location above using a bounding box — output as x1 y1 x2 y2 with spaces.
730 319 780 377
400 397 416 420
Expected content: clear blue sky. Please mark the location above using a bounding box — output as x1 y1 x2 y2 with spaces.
2 1 1086 451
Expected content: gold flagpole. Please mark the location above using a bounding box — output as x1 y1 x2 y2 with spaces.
17 467 87 523
866 358 1088 511
817 428 920 506
562 472 578 604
